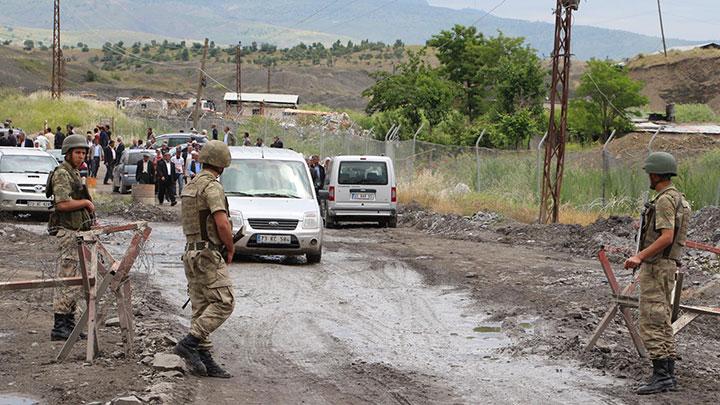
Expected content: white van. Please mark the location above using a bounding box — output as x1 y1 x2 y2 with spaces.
323 155 397 228
221 147 323 263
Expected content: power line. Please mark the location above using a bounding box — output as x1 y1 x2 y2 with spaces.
296 0 343 26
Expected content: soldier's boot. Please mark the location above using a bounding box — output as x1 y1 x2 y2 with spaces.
198 350 232 378
637 359 674 395
667 359 678 392
65 313 87 340
50 313 71 341
174 334 208 377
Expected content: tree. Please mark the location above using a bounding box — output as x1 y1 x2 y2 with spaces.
570 59 647 143
84 70 98 82
492 109 541 149
23 39 34 51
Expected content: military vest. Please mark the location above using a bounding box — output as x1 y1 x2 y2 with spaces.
47 162 93 234
181 171 229 245
640 186 690 263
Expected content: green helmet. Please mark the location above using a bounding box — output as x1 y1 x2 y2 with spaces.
62 134 90 155
643 151 677 176
199 140 231 168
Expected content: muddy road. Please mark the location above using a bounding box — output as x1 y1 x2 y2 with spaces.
149 223 622 404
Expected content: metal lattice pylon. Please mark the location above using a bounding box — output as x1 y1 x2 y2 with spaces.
51 0 62 99
539 0 579 224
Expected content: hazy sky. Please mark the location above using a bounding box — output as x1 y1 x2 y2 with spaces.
429 0 719 41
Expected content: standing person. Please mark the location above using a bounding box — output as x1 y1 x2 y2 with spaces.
211 124 218 141
624 152 690 395
135 152 155 184
47 135 95 340
17 131 33 147
54 126 65 150
309 155 325 192
146 127 154 141
115 137 126 162
222 126 236 146
174 140 234 378
35 130 50 150
171 148 186 196
103 140 117 185
270 136 283 148
187 151 202 179
90 138 103 178
156 151 178 206
99 125 109 148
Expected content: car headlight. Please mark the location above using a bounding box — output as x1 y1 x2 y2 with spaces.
230 210 244 230
0 179 19 192
302 211 319 229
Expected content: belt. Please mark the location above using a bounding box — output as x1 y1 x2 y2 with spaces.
185 241 220 252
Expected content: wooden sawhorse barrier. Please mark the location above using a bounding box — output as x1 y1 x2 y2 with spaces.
0 222 151 363
586 241 720 357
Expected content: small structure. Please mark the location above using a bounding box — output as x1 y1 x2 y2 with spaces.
666 42 720 53
223 92 300 118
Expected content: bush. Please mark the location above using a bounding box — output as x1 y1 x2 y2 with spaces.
84 70 97 82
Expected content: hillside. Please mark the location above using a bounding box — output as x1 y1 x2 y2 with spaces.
0 0 708 60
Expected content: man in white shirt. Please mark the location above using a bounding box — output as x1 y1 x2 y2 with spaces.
35 132 50 150
170 148 186 196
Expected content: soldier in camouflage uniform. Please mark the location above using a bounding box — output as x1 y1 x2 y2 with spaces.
48 135 95 341
174 140 235 378
624 152 690 395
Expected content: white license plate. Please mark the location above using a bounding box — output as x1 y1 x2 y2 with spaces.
257 235 291 244
351 193 375 201
28 201 51 207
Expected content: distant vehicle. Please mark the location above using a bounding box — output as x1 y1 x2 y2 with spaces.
221 147 323 264
323 155 397 228
153 133 208 149
112 149 154 194
0 147 58 215
47 149 89 178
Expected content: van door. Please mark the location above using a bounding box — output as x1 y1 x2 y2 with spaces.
335 160 391 207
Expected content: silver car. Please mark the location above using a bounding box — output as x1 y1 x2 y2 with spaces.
0 147 58 215
113 149 155 194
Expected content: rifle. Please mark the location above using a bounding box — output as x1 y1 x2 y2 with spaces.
182 227 244 310
634 191 650 276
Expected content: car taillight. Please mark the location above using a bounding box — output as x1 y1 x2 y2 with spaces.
391 187 397 203
328 186 335 201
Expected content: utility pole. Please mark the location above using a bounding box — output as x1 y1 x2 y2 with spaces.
266 66 271 93
235 41 242 112
192 38 209 130
539 0 579 224
657 0 668 58
51 0 62 99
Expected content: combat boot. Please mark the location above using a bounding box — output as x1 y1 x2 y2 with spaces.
65 313 87 340
50 313 71 341
174 334 208 376
667 359 678 391
637 359 674 395
198 350 232 378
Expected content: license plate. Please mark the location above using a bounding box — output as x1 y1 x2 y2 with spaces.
351 193 375 201
257 235 291 244
28 201 51 207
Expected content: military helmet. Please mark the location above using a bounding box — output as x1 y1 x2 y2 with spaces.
643 151 677 176
199 140 231 168
62 134 90 154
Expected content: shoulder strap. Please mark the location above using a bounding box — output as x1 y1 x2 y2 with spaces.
45 166 61 199
662 191 684 258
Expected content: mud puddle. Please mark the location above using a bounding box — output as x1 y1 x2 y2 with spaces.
0 394 40 405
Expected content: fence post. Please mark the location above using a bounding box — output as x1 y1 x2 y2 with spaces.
410 124 424 185
474 129 486 192
536 132 549 202
602 130 617 207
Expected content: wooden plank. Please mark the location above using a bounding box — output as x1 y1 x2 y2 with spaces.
585 304 618 352
86 242 98 362
0 277 88 291
598 249 621 294
110 227 152 292
671 272 684 322
686 240 720 255
619 307 647 358
122 281 135 357
672 313 699 335
77 239 91 304
681 305 720 316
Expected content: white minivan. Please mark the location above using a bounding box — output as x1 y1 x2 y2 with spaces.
221 147 323 263
323 155 397 228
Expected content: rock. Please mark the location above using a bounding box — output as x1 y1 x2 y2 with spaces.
140 356 154 365
161 334 178 346
157 370 183 378
465 272 478 278
112 351 124 359
31 342 38 347
28 330 38 334
151 353 185 372
111 396 142 405
105 317 121 327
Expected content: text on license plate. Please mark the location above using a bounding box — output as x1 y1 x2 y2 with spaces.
257 235 291 244
28 201 51 207
351 193 375 201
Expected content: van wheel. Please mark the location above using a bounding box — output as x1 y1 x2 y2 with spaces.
324 210 336 228
120 185 128 194
307 250 322 264
388 215 398 228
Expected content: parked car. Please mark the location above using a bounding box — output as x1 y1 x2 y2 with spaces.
47 149 89 177
221 147 323 264
153 133 208 149
323 155 397 228
112 149 154 194
0 147 58 215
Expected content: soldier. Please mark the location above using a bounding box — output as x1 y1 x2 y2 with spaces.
48 135 95 340
624 152 690 395
174 140 235 378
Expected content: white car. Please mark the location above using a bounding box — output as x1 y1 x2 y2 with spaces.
323 155 397 228
221 147 323 264
0 147 58 215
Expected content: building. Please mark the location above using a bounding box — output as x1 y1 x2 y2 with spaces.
223 92 300 118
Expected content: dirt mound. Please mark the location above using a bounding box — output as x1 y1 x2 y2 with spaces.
106 202 179 223
607 133 720 163
688 206 720 244
399 204 502 242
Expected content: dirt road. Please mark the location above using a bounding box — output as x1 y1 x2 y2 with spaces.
150 223 621 404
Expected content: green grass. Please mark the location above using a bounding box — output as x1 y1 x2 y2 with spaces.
674 104 720 123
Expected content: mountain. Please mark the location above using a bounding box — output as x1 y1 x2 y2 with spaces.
0 0 708 60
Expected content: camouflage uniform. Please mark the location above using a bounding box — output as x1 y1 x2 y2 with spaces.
51 161 93 314
181 169 235 349
638 186 690 359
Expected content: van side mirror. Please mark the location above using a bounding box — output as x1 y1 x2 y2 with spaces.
317 190 330 201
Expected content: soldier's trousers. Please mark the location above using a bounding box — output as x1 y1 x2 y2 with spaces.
183 248 235 350
639 259 677 359
53 230 83 314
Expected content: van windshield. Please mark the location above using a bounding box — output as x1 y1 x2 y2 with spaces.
0 155 58 174
338 161 388 185
221 159 314 199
